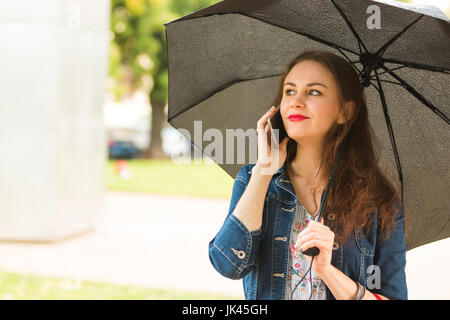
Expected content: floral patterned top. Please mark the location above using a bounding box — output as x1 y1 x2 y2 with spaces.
285 201 327 300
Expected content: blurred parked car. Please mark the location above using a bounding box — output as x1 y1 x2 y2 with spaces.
108 138 140 159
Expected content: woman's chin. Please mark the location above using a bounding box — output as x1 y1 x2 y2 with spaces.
286 131 311 141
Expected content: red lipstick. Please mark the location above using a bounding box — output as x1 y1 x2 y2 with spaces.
288 114 309 121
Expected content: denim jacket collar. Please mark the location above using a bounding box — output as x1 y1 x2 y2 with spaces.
272 160 326 206
272 160 297 205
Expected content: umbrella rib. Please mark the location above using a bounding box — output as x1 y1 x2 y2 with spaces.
167 72 284 122
375 14 425 57
330 0 367 55
374 65 407 77
334 47 353 62
357 36 363 55
374 69 404 209
380 58 450 74
171 11 361 56
369 81 380 92
240 12 362 56
335 47 362 74
381 66 450 125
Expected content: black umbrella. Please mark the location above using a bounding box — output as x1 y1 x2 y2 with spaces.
163 0 450 250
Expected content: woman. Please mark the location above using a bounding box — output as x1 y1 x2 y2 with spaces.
208 50 408 300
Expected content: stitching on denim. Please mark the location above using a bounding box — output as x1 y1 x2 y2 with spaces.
235 177 246 184
247 267 253 298
236 165 251 185
230 214 250 235
355 229 374 257
359 252 365 283
271 194 296 205
213 243 244 276
246 259 258 299
230 214 259 271
266 185 296 206
253 258 259 299
262 179 297 205
246 221 252 268
275 175 297 200
260 197 269 240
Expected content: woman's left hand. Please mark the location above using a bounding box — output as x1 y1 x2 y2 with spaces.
295 217 335 278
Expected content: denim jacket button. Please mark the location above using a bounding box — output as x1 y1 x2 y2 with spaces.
332 241 339 250
231 248 246 259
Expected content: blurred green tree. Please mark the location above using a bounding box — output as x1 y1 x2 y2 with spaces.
109 0 219 159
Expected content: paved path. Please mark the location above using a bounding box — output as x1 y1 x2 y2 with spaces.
0 191 448 299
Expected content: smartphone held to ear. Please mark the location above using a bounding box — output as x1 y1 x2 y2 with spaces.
267 105 287 148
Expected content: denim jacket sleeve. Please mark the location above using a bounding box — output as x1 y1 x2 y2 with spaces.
208 164 262 280
372 198 408 300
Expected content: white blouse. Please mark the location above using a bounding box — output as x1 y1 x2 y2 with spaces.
285 201 327 300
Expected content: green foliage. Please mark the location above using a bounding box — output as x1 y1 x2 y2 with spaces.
109 0 220 102
168 0 218 16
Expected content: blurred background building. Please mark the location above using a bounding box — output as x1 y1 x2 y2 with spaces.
0 0 109 241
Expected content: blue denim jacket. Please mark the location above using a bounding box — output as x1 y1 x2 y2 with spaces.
208 161 408 300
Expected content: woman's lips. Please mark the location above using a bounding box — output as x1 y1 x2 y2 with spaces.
288 115 309 121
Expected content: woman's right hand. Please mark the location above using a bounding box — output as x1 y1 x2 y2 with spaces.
255 106 290 176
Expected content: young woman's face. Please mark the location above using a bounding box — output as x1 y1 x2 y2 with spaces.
280 60 345 143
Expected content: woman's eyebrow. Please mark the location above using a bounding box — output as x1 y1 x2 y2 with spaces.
283 82 328 89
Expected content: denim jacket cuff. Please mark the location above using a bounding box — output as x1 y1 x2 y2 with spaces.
210 214 261 279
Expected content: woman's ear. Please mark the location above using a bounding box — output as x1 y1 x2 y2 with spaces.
337 100 355 125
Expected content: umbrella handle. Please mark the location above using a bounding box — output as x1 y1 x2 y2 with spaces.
301 246 320 256
302 132 350 257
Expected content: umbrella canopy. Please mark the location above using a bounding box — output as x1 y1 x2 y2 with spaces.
163 0 450 250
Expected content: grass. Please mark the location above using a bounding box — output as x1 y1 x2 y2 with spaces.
0 159 240 300
105 158 235 199
0 270 242 300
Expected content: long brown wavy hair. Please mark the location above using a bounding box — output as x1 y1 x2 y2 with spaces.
272 50 408 245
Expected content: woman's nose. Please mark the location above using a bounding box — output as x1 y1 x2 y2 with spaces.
288 97 307 109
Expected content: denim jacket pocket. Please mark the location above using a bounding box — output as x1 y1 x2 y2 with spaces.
355 229 375 257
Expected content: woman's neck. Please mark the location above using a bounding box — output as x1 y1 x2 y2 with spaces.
289 141 327 186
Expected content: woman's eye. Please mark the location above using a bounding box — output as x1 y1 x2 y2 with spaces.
285 89 295 96
285 89 321 96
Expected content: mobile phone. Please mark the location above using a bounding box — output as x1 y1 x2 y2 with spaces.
267 105 287 148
